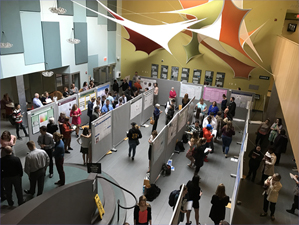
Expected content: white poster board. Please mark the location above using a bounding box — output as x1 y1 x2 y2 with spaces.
97 84 110 98
140 78 156 90
180 83 202 100
178 107 188 131
94 113 112 144
78 90 96 111
31 107 54 135
231 93 253 109
168 114 178 145
143 90 154 110
58 96 77 118
153 127 166 163
130 98 143 120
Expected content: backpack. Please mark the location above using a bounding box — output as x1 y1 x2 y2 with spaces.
182 133 188 143
175 141 185 152
145 184 161 201
168 190 180 207
161 163 171 176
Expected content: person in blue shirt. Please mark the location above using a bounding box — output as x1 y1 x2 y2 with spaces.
101 99 113 113
53 132 65 186
106 92 114 106
152 104 162 132
208 101 219 117
33 93 43 109
196 98 207 115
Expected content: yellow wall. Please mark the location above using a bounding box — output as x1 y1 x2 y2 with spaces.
120 0 298 110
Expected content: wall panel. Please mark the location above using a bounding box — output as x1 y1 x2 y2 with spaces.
74 22 88 65
57 0 74 16
19 0 40 12
108 31 116 64
86 0 98 17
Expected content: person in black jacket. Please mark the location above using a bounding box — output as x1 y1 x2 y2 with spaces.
273 129 288 165
127 122 142 160
120 79 129 92
221 94 227 111
166 104 174 125
227 97 236 119
112 80 119 93
87 97 96 129
193 138 210 175
246 145 263 182
47 117 58 135
186 175 202 225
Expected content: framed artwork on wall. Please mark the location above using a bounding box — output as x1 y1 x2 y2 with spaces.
151 64 159 78
171 66 179 81
192 69 201 84
204 70 214 86
161 65 168 79
181 68 190 83
215 72 225 87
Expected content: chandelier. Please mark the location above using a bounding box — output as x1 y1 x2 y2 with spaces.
67 28 80 44
49 1 67 14
42 71 54 77
0 31 13 49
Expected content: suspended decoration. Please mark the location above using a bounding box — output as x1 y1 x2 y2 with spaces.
49 1 67 14
67 28 81 44
0 31 13 49
42 71 54 77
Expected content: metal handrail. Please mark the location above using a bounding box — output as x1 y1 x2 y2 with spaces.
96 175 138 222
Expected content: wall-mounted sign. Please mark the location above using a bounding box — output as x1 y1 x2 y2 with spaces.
204 70 214 86
181 68 190 83
161 65 168 79
259 76 270 80
215 72 225 87
192 69 201 84
171 66 179 81
151 64 159 78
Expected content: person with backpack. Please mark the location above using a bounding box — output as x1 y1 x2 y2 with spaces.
12 103 28 140
169 185 189 224
127 122 142 161
186 175 202 225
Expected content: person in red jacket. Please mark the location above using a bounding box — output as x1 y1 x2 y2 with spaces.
62 117 74 153
203 124 214 153
134 79 142 93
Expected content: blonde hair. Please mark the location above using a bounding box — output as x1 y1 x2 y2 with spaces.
138 195 150 207
53 132 63 139
225 121 233 132
152 130 158 138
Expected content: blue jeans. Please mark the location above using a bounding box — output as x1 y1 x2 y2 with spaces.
222 135 232 154
128 140 137 157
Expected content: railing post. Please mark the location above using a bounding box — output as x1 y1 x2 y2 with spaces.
117 199 120 222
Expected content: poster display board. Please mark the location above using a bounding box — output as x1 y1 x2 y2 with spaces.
180 83 202 100
58 96 77 118
231 92 253 109
140 78 156 90
204 70 214 86
151 64 159 78
31 107 54 134
130 98 143 120
153 127 166 163
215 72 225 87
167 114 178 145
181 68 190 83
94 113 112 144
171 66 179 81
78 90 96 111
178 107 188 131
96 84 110 98
192 69 201 84
203 87 227 103
143 89 154 110
160 65 168 79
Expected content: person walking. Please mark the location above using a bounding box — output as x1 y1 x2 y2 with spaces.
193 138 210 175
246 145 263 182
255 119 271 146
12 103 28 140
134 195 152 225
221 121 235 158
70 104 82 137
52 132 65 186
286 173 299 215
221 94 227 112
87 97 96 129
186 175 202 225
77 128 91 165
24 141 50 196
186 138 196 168
127 122 142 161
147 130 158 173
260 173 282 221
152 104 162 132
209 184 230 225
37 126 55 178
227 97 236 119
1 146 24 206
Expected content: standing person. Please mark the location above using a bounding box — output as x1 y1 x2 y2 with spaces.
186 175 202 225
147 130 158 173
41 91 52 105
24 141 50 196
134 79 142 93
52 132 65 186
70 104 82 137
152 104 162 132
286 173 299 215
12 103 28 140
47 117 58 135
268 118 282 145
70 83 78 95
169 87 177 103
273 129 288 165
82 82 89 91
208 101 219 117
62 117 74 154
127 122 142 161
33 93 43 109
221 94 227 112
255 119 271 146
203 124 214 153
92 106 100 122
116 98 123 108
193 108 203 127
186 138 196 168
153 83 159 105
246 145 263 182
1 146 24 206
215 111 223 140
58 112 66 134
0 131 16 157
87 97 96 129
182 93 190 108
89 79 95 89
132 71 139 84
209 184 230 225
94 97 102 111
77 128 91 166
134 195 152 225
120 79 129 93
165 104 174 125
107 92 115 106
227 97 236 119
113 80 119 93
222 108 232 123
193 138 210 175
196 98 207 115
221 121 235 158
101 100 113 114
37 126 55 178
260 173 282 221
260 147 277 184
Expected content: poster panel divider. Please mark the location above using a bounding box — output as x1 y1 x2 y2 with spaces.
112 102 130 147
77 88 97 126
141 89 154 125
129 95 143 126
95 82 110 98
57 95 78 121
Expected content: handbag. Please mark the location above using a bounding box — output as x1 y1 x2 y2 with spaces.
150 117 155 125
136 139 140 145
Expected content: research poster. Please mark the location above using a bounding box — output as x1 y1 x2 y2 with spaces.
215 72 225 87
97 84 110 98
153 127 166 163
167 115 178 145
180 83 202 100
94 113 112 144
203 87 227 103
171 66 179 81
178 107 188 131
58 96 77 118
151 64 159 78
181 68 190 83
160 65 168 79
143 89 154 110
192 69 201 84
140 78 156 90
231 92 253 109
31 107 54 135
130 98 143 120
79 90 96 111
204 71 214 86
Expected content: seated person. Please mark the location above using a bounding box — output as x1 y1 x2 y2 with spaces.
41 91 52 105
63 87 70 98
186 120 201 134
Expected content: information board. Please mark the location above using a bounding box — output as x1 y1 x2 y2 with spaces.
130 98 143 120
140 78 156 90
231 92 253 109
181 68 190 83
171 66 179 81
58 96 77 118
204 70 214 86
180 83 202 100
215 72 225 87
97 84 110 98
203 87 227 103
94 113 112 144
160 65 168 79
31 107 54 134
143 90 154 110
178 107 188 131
168 115 178 145
192 69 201 84
153 127 166 163
151 64 159 78
79 90 96 111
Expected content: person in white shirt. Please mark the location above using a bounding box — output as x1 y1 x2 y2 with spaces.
203 115 217 131
93 97 102 111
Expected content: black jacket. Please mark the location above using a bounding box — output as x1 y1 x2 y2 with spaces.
228 101 236 117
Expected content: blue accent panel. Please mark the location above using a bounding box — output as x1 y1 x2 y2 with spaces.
74 22 88 65
0 0 24 55
41 22 62 70
74 0 86 22
88 55 98 78
19 0 40 12
86 0 98 17
97 0 107 25
108 31 116 64
107 0 117 31
20 12 44 65
57 0 73 16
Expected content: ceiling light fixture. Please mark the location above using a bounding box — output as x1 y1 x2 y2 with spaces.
49 1 67 14
0 31 13 49
67 28 80 44
42 71 54 77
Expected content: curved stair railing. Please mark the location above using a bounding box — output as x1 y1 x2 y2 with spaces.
96 175 138 222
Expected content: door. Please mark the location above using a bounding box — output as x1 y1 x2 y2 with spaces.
100 67 107 84
71 73 80 89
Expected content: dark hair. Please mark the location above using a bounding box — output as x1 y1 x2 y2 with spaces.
83 82 87 87
14 103 20 108
217 111 222 116
105 88 108 92
94 106 100 112
231 97 235 101
1 131 11 140
83 127 89 135
268 146 275 153
192 131 199 139
222 94 226 98
192 175 200 185
40 126 47 132
280 129 286 135
195 120 200 124
195 108 201 119
277 118 282 126
155 83 158 87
